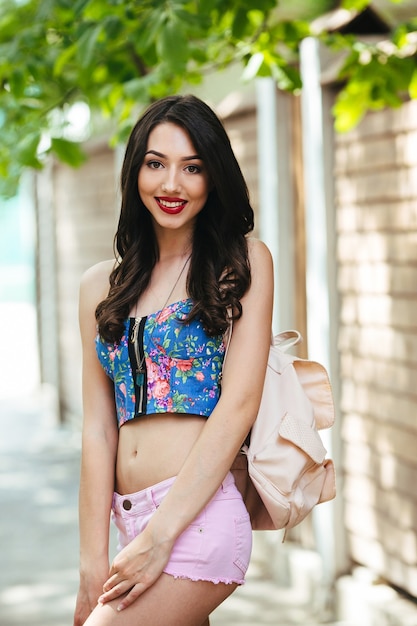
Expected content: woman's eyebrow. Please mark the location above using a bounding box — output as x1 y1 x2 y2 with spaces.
145 150 202 161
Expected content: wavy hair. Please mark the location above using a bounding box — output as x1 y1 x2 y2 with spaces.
96 94 254 342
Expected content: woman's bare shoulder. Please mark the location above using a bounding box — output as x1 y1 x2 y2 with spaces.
81 259 116 284
80 259 118 307
246 237 273 268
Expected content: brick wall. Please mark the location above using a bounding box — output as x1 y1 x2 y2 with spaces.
335 100 417 597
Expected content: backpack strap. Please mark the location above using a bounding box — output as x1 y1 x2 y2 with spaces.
274 330 302 351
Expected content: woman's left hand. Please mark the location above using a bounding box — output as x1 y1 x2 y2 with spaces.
98 527 174 611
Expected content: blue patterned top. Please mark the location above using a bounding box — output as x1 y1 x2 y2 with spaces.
95 298 226 427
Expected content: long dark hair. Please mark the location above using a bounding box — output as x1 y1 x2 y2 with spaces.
96 94 254 342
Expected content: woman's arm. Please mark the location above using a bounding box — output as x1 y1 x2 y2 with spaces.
100 239 274 611
73 262 119 626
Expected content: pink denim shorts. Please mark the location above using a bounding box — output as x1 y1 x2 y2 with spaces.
111 471 252 585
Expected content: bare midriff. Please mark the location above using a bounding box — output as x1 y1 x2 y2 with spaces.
115 414 206 495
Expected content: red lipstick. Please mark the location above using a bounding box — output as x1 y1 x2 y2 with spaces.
156 197 187 215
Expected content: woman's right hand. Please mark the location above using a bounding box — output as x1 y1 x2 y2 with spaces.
97 525 174 611
73 571 108 626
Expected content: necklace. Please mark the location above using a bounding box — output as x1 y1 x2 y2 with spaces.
131 253 191 392
133 252 191 321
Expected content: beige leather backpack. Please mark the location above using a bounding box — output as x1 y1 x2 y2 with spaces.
231 330 336 536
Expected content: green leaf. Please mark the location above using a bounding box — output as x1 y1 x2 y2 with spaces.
341 0 371 10
16 132 43 169
232 8 249 40
0 173 20 199
333 85 369 132
76 22 103 68
54 42 77 76
123 77 149 100
272 63 302 91
103 14 124 40
131 10 165 53
9 69 26 98
242 52 265 81
410 68 417 99
174 8 210 30
156 19 188 72
50 137 87 166
72 0 91 15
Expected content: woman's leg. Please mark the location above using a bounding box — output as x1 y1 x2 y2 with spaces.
83 573 237 626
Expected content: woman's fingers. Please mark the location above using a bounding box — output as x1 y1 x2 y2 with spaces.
97 531 173 609
98 562 154 606
115 583 147 611
98 576 153 609
98 582 126 603
102 571 121 592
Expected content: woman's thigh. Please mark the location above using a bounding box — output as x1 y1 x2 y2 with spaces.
83 573 237 626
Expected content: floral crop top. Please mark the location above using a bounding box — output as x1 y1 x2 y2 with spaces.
95 298 226 427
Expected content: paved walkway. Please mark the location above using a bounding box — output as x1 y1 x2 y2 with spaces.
0 390 82 626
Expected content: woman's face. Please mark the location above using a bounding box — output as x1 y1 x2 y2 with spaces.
138 122 210 234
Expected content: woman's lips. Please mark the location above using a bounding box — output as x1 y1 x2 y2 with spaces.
156 197 187 214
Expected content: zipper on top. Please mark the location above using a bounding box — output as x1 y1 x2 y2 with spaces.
129 316 147 416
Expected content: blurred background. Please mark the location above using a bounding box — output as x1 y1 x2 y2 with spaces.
1 1 417 624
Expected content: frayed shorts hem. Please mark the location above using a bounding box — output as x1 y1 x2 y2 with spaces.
112 471 252 586
163 570 245 586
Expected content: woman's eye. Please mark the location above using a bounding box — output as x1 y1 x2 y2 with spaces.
185 165 201 174
147 160 163 169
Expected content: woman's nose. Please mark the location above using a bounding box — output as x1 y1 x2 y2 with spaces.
161 167 180 193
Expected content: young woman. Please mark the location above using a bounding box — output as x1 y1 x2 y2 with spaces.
73 94 273 626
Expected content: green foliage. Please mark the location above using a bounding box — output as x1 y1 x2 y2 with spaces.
0 0 415 196
50 137 87 166
327 19 417 131
341 0 372 11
